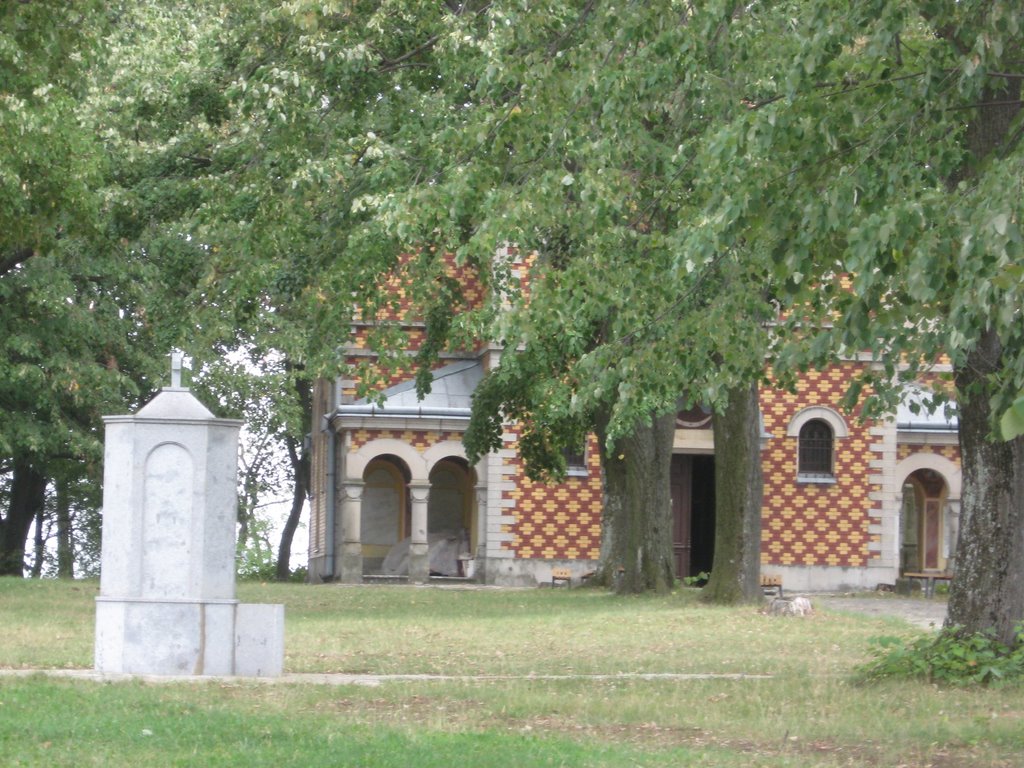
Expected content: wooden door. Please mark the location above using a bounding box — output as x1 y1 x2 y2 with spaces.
671 455 692 579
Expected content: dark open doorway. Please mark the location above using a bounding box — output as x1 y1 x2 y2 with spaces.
670 454 716 580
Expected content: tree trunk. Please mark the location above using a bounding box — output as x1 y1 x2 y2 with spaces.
941 62 1024 646
31 506 45 578
702 380 764 604
55 478 74 578
596 410 676 594
0 459 47 576
275 434 309 581
947 329 1024 646
275 371 312 581
589 411 623 588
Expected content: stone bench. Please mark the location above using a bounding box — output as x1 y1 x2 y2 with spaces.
902 571 952 598
760 574 783 597
551 567 572 587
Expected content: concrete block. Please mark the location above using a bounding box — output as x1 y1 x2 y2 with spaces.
235 603 285 677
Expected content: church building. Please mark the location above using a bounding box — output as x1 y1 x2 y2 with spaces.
307 251 960 591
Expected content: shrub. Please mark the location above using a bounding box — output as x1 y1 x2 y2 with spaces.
856 625 1024 686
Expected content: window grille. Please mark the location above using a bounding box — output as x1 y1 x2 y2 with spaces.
798 419 833 476
563 445 587 476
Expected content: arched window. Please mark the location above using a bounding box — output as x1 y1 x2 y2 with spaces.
798 419 834 478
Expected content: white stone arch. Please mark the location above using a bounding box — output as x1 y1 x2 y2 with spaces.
894 452 961 500
894 452 962 572
786 406 849 438
422 440 470 475
346 438 429 483
421 441 482 560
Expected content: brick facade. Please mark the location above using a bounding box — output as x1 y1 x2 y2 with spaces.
309 254 962 589
503 431 603 560
759 364 878 569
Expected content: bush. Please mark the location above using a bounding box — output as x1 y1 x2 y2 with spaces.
856 625 1024 686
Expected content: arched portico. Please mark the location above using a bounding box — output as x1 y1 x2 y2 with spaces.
895 454 961 574
337 437 482 583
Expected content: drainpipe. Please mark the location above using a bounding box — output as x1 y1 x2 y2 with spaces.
322 414 337 580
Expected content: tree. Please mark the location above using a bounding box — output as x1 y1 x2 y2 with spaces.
192 354 311 580
678 0 1024 643
86 0 488 577
357 2 776 597
0 1 179 577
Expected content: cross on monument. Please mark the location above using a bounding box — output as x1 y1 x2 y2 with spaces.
170 350 183 389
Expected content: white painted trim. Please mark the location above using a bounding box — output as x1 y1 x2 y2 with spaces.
422 440 470 468
345 438 428 483
785 406 849 438
894 452 962 500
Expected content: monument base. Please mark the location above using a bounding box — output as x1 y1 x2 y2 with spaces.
95 597 284 677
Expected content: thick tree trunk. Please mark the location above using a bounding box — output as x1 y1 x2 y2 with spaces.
590 411 624 589
947 329 1024 646
596 410 676 594
702 381 764 604
940 60 1024 646
0 459 47 576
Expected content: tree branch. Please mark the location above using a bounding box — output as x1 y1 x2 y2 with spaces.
0 247 34 278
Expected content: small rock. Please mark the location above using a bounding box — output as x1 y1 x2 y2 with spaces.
767 596 814 617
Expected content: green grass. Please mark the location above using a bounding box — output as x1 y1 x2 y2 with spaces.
2 578 1022 766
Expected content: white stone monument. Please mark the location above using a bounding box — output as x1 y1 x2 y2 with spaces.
95 352 284 677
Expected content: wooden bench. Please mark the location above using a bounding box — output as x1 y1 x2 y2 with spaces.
760 574 783 597
551 567 572 588
902 572 952 598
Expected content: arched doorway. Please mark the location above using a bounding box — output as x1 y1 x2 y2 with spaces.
361 455 411 574
670 454 716 580
428 458 474 576
900 468 951 573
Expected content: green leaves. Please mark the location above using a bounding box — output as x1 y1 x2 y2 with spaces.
1001 395 1024 441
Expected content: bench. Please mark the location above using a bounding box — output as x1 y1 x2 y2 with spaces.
902 572 952 598
551 567 572 588
760 574 783 597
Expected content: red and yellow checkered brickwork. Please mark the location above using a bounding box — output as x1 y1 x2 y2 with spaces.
351 251 488 325
897 442 960 463
349 428 463 454
759 363 879 568
342 251 534 401
502 429 604 560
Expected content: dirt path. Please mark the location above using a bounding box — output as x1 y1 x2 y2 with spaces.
811 594 947 630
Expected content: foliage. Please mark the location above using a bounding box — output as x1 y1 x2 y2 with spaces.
0 1 167 576
1001 394 1024 440
682 571 710 587
672 0 1024 636
0 0 106 266
234 515 278 581
857 626 1024 686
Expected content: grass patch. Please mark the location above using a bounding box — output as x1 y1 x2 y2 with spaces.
2 578 1022 766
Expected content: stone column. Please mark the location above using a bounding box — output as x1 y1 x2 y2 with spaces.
338 481 364 584
473 484 488 582
945 498 961 570
408 483 430 583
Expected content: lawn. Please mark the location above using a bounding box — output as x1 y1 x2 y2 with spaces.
1 578 1021 766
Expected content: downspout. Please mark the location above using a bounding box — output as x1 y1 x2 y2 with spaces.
323 414 337 580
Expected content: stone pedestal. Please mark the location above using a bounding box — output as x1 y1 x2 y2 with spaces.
95 359 284 677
